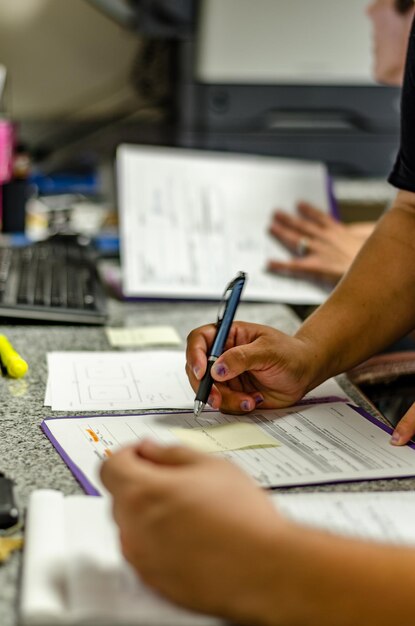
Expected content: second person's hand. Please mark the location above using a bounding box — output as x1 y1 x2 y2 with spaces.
267 201 374 284
186 321 318 414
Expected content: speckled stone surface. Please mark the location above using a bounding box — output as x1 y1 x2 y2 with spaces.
1 299 414 625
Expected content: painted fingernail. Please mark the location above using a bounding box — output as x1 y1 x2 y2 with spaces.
207 395 215 407
254 394 264 406
391 432 402 445
241 400 251 411
213 363 228 378
193 365 201 380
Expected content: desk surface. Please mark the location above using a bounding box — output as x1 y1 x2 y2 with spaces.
1 299 415 626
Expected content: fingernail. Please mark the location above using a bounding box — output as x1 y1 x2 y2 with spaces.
241 400 251 411
391 432 402 445
213 363 228 378
207 395 215 407
193 365 201 380
254 394 264 406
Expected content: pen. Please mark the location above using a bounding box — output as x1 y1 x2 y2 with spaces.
194 271 247 418
0 334 28 378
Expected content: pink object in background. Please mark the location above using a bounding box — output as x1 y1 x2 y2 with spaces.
0 119 14 183
0 119 14 227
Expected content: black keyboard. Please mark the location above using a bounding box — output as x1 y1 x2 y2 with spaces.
0 236 107 324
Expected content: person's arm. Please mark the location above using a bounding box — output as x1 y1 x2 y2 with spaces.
187 190 415 442
294 190 415 383
268 201 375 283
101 441 415 626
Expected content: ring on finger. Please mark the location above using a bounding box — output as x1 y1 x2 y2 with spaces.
296 236 310 256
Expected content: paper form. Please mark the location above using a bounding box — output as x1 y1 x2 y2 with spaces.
105 326 181 348
274 492 415 545
45 351 194 411
117 145 332 305
42 402 415 494
171 422 280 453
44 351 350 412
21 490 223 626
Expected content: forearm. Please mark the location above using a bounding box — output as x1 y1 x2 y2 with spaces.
295 191 415 386
248 523 415 626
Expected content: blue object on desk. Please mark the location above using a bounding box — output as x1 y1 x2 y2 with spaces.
29 172 99 195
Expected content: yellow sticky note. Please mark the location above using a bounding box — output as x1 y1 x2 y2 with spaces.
106 326 181 348
171 422 280 453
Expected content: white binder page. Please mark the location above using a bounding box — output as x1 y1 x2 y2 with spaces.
42 402 415 493
117 145 332 305
274 492 415 545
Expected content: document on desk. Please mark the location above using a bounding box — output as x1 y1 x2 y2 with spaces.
20 490 223 626
20 490 415 626
41 402 415 495
45 351 195 411
273 491 415 545
117 144 333 305
44 350 350 412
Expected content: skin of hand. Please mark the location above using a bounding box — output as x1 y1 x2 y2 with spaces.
267 201 375 284
101 439 415 626
185 321 320 414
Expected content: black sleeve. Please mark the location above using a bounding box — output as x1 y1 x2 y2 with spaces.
388 17 415 192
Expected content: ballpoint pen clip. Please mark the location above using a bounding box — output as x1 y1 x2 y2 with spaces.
216 271 247 325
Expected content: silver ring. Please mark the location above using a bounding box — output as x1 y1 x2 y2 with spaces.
296 237 310 256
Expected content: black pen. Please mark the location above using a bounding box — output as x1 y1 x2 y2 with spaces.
194 272 247 417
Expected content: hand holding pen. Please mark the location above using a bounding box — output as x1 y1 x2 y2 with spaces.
187 294 313 415
193 272 247 417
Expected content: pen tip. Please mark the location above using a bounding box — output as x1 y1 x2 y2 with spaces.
193 400 205 418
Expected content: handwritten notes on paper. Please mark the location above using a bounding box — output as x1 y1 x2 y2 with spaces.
171 422 280 453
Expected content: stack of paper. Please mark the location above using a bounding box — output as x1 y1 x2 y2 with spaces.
20 489 415 625
20 490 223 626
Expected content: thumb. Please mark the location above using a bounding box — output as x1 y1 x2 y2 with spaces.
211 341 267 382
135 439 205 466
391 402 415 445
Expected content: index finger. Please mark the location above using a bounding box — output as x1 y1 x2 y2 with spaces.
185 323 217 387
100 445 153 496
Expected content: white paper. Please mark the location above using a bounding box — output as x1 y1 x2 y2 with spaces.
42 402 415 493
45 350 349 412
21 490 223 626
45 351 194 411
274 492 415 545
117 145 332 305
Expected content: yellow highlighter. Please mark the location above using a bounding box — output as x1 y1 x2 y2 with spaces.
0 335 28 378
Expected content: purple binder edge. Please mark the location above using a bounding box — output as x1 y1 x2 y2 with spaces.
41 403 415 495
41 420 101 496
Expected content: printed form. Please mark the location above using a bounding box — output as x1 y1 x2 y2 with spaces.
42 402 415 493
117 145 333 305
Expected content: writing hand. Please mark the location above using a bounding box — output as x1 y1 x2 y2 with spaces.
268 201 374 284
186 321 315 414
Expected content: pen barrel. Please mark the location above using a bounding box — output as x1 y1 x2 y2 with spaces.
195 358 216 403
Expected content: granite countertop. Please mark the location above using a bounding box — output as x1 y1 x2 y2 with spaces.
1 299 414 626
